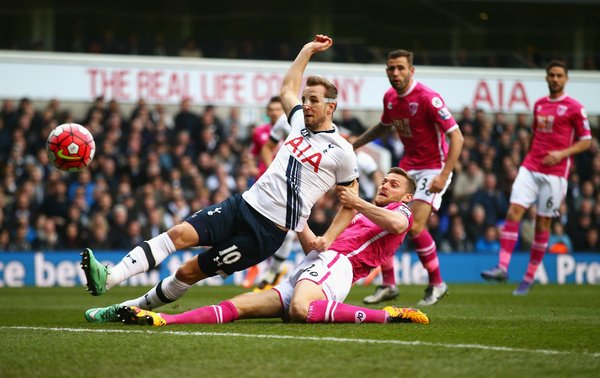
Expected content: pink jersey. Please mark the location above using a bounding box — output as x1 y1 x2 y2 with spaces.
381 81 459 170
251 123 272 177
329 202 413 282
522 94 592 179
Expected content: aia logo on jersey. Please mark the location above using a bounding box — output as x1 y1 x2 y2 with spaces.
409 102 419 116
557 105 568 116
285 136 322 173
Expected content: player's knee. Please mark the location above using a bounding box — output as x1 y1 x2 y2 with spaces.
288 300 310 322
175 258 203 285
167 223 197 249
410 222 425 236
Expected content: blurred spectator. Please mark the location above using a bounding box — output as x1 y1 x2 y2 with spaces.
583 229 600 251
452 160 484 212
570 214 594 251
32 216 61 251
152 33 169 56
548 221 573 254
9 224 31 251
465 204 488 245
108 204 130 249
174 97 201 136
336 109 366 136
474 226 501 254
440 216 473 252
87 213 112 249
469 173 508 226
59 222 85 250
178 37 203 58
0 95 596 255
201 105 226 143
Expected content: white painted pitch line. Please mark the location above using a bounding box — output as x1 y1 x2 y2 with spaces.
2 326 599 358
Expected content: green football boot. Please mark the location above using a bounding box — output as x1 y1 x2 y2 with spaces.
80 248 109 296
84 304 120 322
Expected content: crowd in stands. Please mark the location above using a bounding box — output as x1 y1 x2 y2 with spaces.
3 31 600 70
0 97 599 254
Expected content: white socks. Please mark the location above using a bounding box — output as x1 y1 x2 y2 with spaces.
107 233 176 289
120 275 191 310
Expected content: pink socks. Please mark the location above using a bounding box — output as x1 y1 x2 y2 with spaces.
523 231 549 283
412 230 442 285
161 300 239 324
306 300 388 323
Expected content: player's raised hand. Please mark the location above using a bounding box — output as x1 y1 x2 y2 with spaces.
307 34 333 53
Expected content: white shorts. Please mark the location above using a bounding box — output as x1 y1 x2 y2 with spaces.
510 166 567 217
273 250 353 313
408 168 453 211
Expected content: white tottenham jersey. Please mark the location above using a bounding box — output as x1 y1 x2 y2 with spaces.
243 104 359 232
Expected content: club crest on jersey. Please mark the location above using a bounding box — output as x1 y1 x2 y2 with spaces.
557 105 567 116
322 143 335 154
301 128 310 138
431 97 443 109
409 102 419 116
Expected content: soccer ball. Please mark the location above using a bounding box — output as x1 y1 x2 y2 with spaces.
46 123 96 172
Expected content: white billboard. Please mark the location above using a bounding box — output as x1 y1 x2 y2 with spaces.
1 50 600 114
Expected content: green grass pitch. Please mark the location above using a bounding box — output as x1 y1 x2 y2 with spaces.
1 284 599 378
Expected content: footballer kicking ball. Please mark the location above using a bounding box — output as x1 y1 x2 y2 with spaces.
46 123 96 172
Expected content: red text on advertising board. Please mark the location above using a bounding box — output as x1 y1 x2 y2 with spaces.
472 80 530 112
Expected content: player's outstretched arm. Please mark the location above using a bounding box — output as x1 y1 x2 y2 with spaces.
280 34 333 116
315 180 359 249
337 184 410 234
298 226 319 254
352 122 391 150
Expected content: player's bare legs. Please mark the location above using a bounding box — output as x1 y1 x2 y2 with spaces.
230 290 283 319
119 288 284 326
409 201 448 305
288 280 327 322
81 222 199 296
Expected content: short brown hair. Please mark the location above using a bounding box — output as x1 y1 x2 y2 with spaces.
388 49 414 66
388 167 416 195
306 75 338 100
269 96 282 104
546 59 568 75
